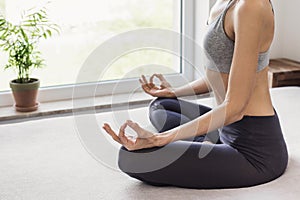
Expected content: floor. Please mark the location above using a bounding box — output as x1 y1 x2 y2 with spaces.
0 87 299 200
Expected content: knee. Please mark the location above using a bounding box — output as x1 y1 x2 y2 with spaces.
149 97 177 117
118 146 131 173
118 146 147 174
118 146 169 186
149 97 166 111
118 147 144 181
118 146 162 174
149 98 166 121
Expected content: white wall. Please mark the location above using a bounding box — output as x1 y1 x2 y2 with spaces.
268 0 283 58
272 0 300 61
194 0 210 78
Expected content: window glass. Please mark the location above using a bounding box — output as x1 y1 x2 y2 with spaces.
0 0 181 91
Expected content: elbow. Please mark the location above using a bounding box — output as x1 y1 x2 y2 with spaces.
223 100 246 124
231 110 245 123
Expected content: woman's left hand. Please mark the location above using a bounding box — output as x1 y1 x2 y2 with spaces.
102 120 162 151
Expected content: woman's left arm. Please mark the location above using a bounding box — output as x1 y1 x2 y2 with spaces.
159 1 267 145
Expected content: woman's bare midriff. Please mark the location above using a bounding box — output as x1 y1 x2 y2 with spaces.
206 67 275 117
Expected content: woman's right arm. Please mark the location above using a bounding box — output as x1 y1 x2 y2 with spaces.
140 74 211 98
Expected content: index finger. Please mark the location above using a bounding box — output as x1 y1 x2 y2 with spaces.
156 74 167 82
150 73 166 84
149 74 156 84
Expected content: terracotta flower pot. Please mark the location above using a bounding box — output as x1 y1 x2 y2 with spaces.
9 78 40 112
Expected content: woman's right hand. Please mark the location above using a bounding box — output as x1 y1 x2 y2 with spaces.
139 74 176 98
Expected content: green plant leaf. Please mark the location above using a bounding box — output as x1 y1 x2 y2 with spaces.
0 4 60 80
20 28 29 43
46 29 52 37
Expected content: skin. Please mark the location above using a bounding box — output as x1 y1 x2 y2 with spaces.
103 0 275 151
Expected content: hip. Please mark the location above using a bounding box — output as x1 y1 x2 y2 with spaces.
220 110 288 174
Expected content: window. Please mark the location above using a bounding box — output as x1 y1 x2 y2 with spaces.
0 0 194 105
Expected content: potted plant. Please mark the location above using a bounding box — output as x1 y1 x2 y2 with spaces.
0 6 59 112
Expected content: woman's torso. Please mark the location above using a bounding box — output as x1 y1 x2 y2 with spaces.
205 0 275 116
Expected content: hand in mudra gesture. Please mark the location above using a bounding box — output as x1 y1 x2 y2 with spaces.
139 74 176 98
102 120 162 151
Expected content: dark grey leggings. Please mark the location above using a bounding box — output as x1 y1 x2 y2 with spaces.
118 98 288 189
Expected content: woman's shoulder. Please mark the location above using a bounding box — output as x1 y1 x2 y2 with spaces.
233 0 273 24
235 0 272 15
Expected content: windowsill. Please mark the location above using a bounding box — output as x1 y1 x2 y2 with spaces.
0 92 152 123
0 92 212 124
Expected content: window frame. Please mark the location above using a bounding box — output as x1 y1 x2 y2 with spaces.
0 0 195 107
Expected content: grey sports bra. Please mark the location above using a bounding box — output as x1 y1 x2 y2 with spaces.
203 0 273 73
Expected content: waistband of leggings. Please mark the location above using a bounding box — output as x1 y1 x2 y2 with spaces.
241 107 278 119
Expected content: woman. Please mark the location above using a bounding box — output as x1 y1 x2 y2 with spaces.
103 0 288 189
